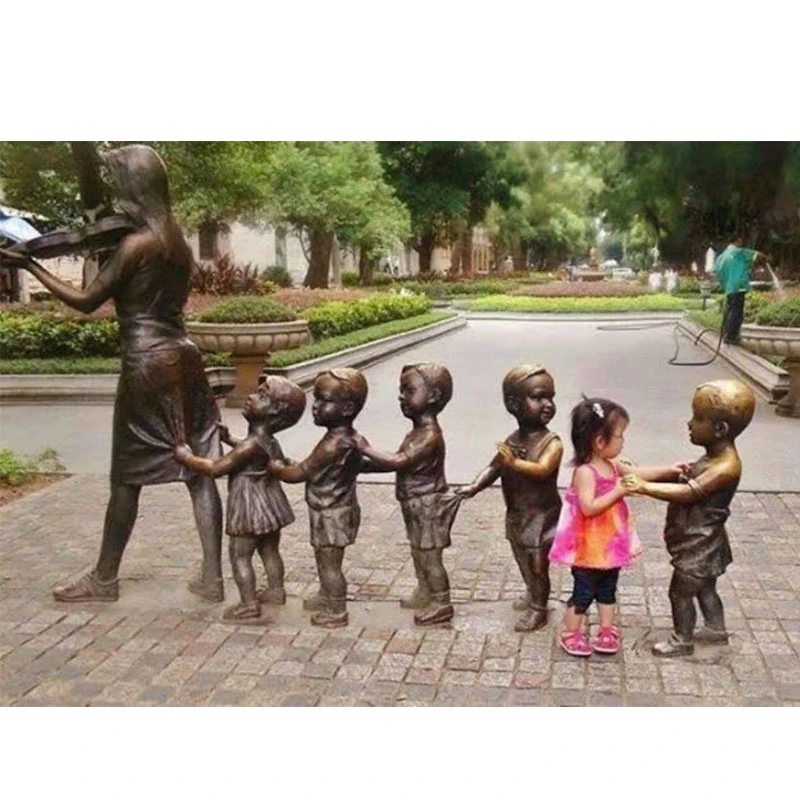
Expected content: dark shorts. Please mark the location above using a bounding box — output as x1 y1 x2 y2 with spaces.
568 567 620 613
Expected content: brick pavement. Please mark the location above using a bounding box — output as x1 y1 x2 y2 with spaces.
2 476 800 706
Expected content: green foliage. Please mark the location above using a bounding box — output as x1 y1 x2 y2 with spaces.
268 312 453 367
0 357 121 374
195 297 298 324
341 270 361 287
0 313 120 358
152 141 277 228
0 142 79 226
262 266 293 288
744 291 771 322
301 294 431 339
0 447 65 487
460 294 702 313
399 278 518 299
370 272 394 287
599 142 800 263
265 142 411 273
754 295 800 327
378 142 519 266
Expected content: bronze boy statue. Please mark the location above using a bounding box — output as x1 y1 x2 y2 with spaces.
624 379 756 657
175 376 306 621
357 363 462 626
458 365 563 632
269 368 368 629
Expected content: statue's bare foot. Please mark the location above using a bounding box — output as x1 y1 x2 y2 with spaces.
256 586 287 605
188 574 224 602
223 601 261 621
302 592 328 611
53 571 119 603
399 586 431 610
514 608 548 633
311 609 348 628
652 635 694 657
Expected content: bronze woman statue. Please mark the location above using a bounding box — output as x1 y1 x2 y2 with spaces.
1 145 225 603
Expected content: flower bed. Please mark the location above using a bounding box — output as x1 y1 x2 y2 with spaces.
511 281 646 297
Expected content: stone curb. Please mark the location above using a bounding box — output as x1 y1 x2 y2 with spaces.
677 318 789 403
265 314 466 388
0 315 466 403
464 311 687 322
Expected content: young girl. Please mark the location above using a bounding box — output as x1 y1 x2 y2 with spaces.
549 397 641 657
175 376 306 621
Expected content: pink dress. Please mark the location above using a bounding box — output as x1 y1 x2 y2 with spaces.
549 462 642 569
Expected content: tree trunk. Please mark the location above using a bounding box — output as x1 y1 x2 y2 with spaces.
358 246 375 285
417 233 435 275
450 238 462 274
513 242 527 272
330 235 341 287
462 227 474 274
274 224 288 268
304 229 334 288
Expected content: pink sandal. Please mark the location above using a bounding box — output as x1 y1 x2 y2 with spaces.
592 626 620 654
560 628 592 657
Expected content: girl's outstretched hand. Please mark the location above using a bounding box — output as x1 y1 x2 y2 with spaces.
621 473 645 494
672 462 691 478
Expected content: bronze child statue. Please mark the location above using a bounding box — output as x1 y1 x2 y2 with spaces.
357 363 462 626
458 365 563 632
174 376 306 621
623 379 756 657
269 368 368 629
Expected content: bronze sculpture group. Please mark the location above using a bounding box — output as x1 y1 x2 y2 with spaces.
0 143 757 656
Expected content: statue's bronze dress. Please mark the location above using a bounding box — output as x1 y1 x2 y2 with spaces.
111 242 220 485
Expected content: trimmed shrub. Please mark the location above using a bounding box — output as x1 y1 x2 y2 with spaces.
754 295 800 328
460 294 702 313
262 266 293 288
0 313 120 359
371 272 394 287
269 312 452 367
301 293 431 339
341 271 361 287
196 296 298 324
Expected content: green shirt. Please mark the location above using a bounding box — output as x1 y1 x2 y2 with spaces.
714 244 757 295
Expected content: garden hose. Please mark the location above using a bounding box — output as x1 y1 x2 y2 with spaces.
595 296 729 367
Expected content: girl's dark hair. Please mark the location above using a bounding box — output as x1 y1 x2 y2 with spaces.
570 396 629 466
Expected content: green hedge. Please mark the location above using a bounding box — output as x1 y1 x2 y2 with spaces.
398 279 519 299
755 295 800 327
460 294 704 313
0 447 65 487
0 313 120 359
196 296 298 324
0 357 122 374
301 293 431 339
269 311 452 367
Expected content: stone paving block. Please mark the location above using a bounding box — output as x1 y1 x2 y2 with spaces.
405 668 441 685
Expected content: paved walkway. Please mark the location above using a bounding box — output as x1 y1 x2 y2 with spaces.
2 476 799 706
1 320 798 490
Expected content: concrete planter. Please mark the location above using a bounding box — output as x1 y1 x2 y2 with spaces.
740 325 800 418
185 320 310 406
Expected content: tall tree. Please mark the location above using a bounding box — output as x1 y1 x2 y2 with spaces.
264 142 409 288
378 142 519 274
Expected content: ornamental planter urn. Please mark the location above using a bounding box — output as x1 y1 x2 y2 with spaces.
740 324 800 418
186 320 310 406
